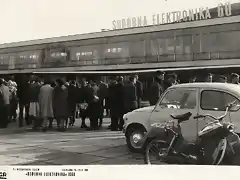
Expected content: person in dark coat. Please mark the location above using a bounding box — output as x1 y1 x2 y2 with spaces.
116 76 125 130
0 78 10 128
107 76 119 131
79 78 90 128
68 80 78 126
97 79 108 127
87 80 101 130
123 76 138 114
134 74 143 108
17 75 30 127
148 71 165 106
53 79 69 131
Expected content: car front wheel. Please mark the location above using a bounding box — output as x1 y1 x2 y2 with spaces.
126 127 146 153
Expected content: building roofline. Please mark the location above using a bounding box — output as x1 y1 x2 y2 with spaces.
0 15 240 49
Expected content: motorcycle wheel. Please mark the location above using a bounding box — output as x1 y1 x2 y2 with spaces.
144 139 169 165
212 138 227 165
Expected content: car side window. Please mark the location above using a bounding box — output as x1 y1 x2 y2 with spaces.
159 88 197 109
201 90 240 111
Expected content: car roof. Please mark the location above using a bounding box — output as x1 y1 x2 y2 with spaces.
169 83 240 97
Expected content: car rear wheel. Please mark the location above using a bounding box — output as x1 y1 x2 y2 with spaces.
126 127 146 153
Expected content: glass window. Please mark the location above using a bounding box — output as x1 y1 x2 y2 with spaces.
15 51 41 69
47 48 68 62
202 31 240 53
159 88 197 109
201 90 240 111
70 45 101 64
151 39 159 56
104 42 130 59
182 36 192 54
175 36 182 54
0 54 10 65
151 37 175 56
130 41 145 57
193 34 201 53
166 38 175 54
151 39 167 56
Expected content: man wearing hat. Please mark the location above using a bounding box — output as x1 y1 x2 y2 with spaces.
148 70 165 106
231 73 240 84
219 75 227 83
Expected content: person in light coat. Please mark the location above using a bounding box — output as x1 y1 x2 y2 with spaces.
39 78 54 131
7 80 18 122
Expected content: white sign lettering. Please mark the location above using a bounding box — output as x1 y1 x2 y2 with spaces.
112 2 232 30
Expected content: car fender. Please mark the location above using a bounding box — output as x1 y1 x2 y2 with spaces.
124 111 152 133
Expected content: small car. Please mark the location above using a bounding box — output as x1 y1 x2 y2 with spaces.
123 83 240 153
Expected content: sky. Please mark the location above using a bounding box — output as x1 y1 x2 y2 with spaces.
0 0 239 44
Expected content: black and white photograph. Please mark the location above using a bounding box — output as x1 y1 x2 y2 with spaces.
0 0 240 167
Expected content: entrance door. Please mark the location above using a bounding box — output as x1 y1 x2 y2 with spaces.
149 87 199 142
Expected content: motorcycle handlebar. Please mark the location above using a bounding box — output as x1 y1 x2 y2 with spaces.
193 106 230 121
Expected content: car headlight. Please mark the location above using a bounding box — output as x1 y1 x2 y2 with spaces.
123 114 128 121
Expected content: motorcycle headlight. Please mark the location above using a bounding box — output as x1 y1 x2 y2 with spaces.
227 124 235 132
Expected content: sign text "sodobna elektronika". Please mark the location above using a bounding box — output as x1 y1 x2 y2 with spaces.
112 2 232 30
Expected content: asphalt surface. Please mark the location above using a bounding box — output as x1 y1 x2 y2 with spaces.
0 118 144 165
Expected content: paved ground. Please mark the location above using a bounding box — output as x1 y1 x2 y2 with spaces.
0 118 144 165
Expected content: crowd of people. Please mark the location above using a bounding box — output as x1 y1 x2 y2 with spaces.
0 71 239 132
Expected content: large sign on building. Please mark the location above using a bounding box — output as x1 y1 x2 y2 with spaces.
112 2 232 30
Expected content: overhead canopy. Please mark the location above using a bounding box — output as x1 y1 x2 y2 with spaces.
32 64 240 74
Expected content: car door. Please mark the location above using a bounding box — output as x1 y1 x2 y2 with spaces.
197 88 237 133
148 87 199 142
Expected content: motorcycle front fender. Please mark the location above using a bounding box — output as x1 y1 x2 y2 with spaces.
146 127 167 140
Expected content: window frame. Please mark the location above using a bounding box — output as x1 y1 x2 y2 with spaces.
200 89 240 112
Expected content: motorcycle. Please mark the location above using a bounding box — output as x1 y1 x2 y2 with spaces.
144 101 240 165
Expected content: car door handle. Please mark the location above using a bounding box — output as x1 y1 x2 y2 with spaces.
154 109 160 112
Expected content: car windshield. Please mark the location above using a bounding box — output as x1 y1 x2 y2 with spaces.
158 88 196 109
